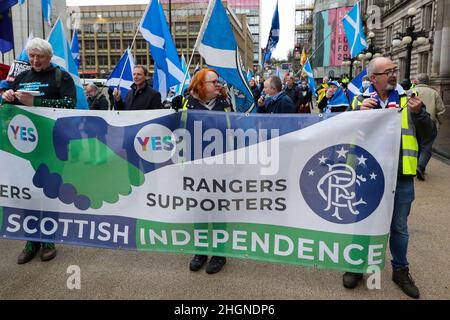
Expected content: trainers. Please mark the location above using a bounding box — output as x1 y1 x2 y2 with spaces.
416 169 425 181
40 242 57 262
392 267 420 299
17 241 40 264
189 254 208 272
206 256 226 274
342 272 363 289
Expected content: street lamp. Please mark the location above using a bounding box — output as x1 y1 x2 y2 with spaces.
392 7 429 81
342 58 354 78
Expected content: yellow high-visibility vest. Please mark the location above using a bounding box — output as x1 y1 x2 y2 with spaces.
351 93 419 175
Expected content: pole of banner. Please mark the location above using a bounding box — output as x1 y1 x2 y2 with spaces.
1 53 4 64
27 0 30 36
117 27 140 89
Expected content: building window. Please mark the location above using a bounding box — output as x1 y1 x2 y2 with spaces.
136 55 147 65
110 56 121 66
420 52 429 74
98 56 108 66
385 25 393 48
85 56 95 66
85 41 95 50
97 40 107 50
189 22 200 33
124 22 135 32
136 39 147 49
110 39 121 50
112 23 123 33
423 3 433 31
83 24 95 33
175 23 187 33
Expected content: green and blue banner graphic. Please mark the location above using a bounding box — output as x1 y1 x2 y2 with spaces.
0 104 401 272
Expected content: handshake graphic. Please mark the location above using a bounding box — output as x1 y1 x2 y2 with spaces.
0 105 176 210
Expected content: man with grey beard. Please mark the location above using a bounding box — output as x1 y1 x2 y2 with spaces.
348 57 434 299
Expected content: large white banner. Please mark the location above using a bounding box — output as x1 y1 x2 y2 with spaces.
0 104 401 272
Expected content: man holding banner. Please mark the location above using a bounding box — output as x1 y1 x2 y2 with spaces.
347 57 435 299
1 38 77 264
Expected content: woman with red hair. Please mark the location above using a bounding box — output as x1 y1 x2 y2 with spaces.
175 68 231 274
176 68 231 112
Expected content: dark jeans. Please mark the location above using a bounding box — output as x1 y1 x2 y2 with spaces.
390 176 415 271
418 122 438 172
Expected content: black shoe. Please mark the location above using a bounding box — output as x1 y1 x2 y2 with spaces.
343 272 363 289
40 242 56 262
392 267 420 299
189 254 207 272
416 169 425 181
206 256 226 274
18 241 40 264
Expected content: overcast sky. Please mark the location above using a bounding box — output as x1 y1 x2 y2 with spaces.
65 0 294 59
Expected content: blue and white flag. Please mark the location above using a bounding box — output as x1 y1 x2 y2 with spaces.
41 0 52 26
106 48 135 102
19 0 25 4
71 30 80 69
196 0 254 113
47 18 88 109
16 32 33 62
275 66 281 78
139 0 184 98
343 2 367 58
304 58 316 99
172 54 190 96
263 0 279 64
246 69 253 82
327 85 350 112
347 68 367 103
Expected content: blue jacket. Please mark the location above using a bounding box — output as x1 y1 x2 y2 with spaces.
257 91 297 114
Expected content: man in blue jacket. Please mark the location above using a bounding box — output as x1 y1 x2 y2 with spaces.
257 75 297 114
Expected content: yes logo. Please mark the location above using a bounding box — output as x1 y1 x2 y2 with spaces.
134 124 176 163
8 115 39 153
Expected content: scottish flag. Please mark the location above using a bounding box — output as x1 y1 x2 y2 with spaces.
19 0 25 4
106 48 135 101
139 0 184 97
343 2 367 58
347 68 367 103
263 0 279 64
196 0 254 113
327 85 350 112
71 30 80 69
41 0 52 26
304 59 316 99
47 18 88 109
246 69 253 82
173 54 190 96
16 33 33 62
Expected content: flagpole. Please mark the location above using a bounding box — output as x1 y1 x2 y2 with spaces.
176 0 215 96
27 0 30 36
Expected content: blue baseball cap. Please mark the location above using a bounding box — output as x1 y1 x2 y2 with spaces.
0 80 12 90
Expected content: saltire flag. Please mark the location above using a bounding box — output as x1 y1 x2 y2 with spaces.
106 48 135 102
153 64 167 101
195 0 254 113
172 54 190 96
19 0 25 4
0 0 17 54
304 58 316 102
347 68 367 103
193 63 201 75
41 0 52 26
16 32 33 62
139 0 184 100
263 0 279 64
342 2 367 58
71 30 80 69
47 18 88 109
246 69 253 82
327 83 350 112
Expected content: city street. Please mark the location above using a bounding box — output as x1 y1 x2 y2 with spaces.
1 156 449 300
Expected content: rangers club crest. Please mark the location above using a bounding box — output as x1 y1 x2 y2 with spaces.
300 144 385 224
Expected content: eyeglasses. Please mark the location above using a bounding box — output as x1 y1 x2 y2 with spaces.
205 79 221 85
373 68 398 77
